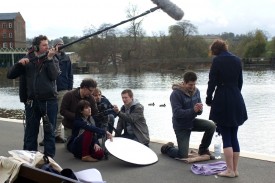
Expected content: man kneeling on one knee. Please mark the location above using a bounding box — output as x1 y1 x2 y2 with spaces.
161 71 216 159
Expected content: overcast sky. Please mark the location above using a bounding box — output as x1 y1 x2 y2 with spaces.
1 0 275 40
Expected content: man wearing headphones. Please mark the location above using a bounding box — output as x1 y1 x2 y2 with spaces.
7 35 59 158
39 38 73 146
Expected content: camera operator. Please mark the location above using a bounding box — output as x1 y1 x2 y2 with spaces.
92 88 117 134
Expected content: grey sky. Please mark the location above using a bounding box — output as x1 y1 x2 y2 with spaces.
1 0 275 39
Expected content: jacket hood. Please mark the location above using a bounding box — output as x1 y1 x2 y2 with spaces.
124 98 139 109
172 83 197 97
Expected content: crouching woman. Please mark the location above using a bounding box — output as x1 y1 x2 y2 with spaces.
68 100 113 162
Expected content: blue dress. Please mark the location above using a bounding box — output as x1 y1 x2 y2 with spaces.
206 51 248 127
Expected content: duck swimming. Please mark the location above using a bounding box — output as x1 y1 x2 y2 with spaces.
159 104 166 107
148 102 155 106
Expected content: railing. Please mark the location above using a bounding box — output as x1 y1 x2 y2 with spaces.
0 47 28 54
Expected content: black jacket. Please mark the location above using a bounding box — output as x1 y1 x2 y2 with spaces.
206 51 248 127
7 55 59 101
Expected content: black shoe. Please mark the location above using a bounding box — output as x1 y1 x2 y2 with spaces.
55 136 67 143
161 142 174 154
39 140 44 146
198 149 215 160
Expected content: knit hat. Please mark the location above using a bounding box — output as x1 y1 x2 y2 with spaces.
53 38 64 47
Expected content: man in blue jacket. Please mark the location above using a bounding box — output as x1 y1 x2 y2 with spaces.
161 71 216 159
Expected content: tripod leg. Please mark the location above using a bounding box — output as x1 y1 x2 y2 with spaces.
103 135 109 160
102 124 109 160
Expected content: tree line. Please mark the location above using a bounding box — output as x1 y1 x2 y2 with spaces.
26 6 275 73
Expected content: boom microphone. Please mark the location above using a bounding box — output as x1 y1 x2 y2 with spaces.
33 1 184 61
151 0 184 20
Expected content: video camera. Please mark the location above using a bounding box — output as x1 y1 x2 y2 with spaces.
95 103 115 128
97 103 114 117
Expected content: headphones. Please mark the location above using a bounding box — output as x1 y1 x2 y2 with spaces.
32 36 41 52
32 35 49 52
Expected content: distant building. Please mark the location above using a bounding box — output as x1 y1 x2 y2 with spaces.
0 12 26 48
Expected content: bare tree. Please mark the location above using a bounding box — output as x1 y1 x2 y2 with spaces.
169 20 198 38
121 4 146 72
168 20 199 57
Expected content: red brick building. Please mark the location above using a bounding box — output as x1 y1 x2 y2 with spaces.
0 12 26 48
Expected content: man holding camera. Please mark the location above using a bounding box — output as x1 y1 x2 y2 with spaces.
92 88 117 134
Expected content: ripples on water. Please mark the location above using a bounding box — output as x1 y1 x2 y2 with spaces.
0 70 275 156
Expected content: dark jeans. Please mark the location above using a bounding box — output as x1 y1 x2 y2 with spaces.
24 99 58 158
167 118 216 158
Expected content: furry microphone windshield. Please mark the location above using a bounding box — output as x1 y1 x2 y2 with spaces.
151 0 184 20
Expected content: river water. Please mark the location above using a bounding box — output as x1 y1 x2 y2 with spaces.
1 70 275 156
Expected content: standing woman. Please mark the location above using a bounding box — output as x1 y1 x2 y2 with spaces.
68 100 113 162
206 39 248 177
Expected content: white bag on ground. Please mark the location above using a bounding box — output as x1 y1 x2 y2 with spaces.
74 168 106 183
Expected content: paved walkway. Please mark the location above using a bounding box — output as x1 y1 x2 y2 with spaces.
1 119 275 183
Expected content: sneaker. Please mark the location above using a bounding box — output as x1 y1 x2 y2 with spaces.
81 156 98 162
55 136 67 143
198 149 215 160
39 140 44 146
161 142 174 154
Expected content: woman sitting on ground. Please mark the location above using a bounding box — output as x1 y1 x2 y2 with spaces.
68 100 113 162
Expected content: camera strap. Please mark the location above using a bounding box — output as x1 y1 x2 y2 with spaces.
45 101 48 116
